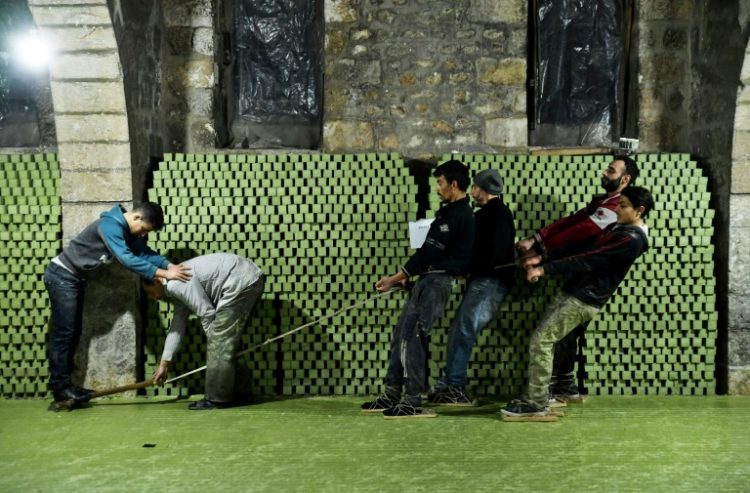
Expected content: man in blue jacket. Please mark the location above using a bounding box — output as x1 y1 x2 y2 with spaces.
361 159 475 419
44 202 191 404
502 186 653 418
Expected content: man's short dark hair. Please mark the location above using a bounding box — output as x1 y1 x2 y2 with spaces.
133 202 165 230
616 155 639 186
433 159 470 191
621 186 654 218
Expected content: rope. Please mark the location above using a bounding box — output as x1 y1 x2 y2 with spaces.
164 288 402 385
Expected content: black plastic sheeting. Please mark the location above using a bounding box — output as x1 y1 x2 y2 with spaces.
0 0 42 147
234 0 322 123
534 0 627 146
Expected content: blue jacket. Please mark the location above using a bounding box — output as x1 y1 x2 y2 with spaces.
57 205 169 280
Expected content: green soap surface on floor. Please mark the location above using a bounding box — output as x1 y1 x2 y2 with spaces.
1 396 749 492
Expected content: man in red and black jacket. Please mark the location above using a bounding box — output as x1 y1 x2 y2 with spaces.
516 155 639 403
502 186 653 418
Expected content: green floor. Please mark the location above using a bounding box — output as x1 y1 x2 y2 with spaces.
1 395 749 492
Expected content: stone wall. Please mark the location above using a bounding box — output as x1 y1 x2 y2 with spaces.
730 36 750 394
323 0 528 159
28 0 139 391
110 0 218 201
637 0 750 392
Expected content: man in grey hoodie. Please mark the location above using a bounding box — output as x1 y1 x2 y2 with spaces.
44 202 190 404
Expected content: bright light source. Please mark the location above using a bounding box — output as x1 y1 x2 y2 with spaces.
10 29 51 72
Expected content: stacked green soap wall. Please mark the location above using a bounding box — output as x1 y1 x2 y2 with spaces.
0 152 716 398
0 153 61 398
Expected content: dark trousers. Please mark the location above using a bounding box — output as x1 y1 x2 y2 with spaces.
384 274 453 403
43 262 86 391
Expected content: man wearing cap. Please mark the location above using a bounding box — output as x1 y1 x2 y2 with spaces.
426 169 516 406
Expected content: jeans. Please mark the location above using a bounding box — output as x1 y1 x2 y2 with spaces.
205 274 265 402
525 292 599 408
439 277 508 388
384 274 454 403
44 262 86 391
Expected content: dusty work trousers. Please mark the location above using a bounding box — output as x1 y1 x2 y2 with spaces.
383 274 454 403
525 292 599 408
205 274 265 403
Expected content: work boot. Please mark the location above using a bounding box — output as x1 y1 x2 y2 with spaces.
52 386 91 403
360 393 399 413
189 398 222 410
550 381 584 403
500 399 550 417
427 385 477 407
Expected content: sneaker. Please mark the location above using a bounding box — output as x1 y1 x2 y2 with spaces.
427 386 478 407
500 399 550 417
548 396 568 408
550 381 584 403
361 394 398 413
382 403 437 419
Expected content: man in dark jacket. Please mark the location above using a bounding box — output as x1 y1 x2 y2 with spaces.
427 169 516 406
502 186 653 418
362 159 475 419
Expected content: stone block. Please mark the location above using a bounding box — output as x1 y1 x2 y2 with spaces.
62 202 125 243
58 142 131 170
163 0 213 27
740 53 750 85
45 26 117 52
188 119 218 150
730 195 750 227
61 169 133 202
731 128 750 160
728 228 750 293
185 88 213 117
639 0 691 21
476 58 526 86
732 164 750 193
56 114 129 142
76 263 139 390
323 121 374 151
729 294 750 330
51 81 126 113
379 133 400 149
485 117 527 148
469 0 525 24
192 27 214 56
50 53 122 80
31 4 111 26
735 103 750 132
166 59 215 90
729 368 750 395
325 0 357 23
